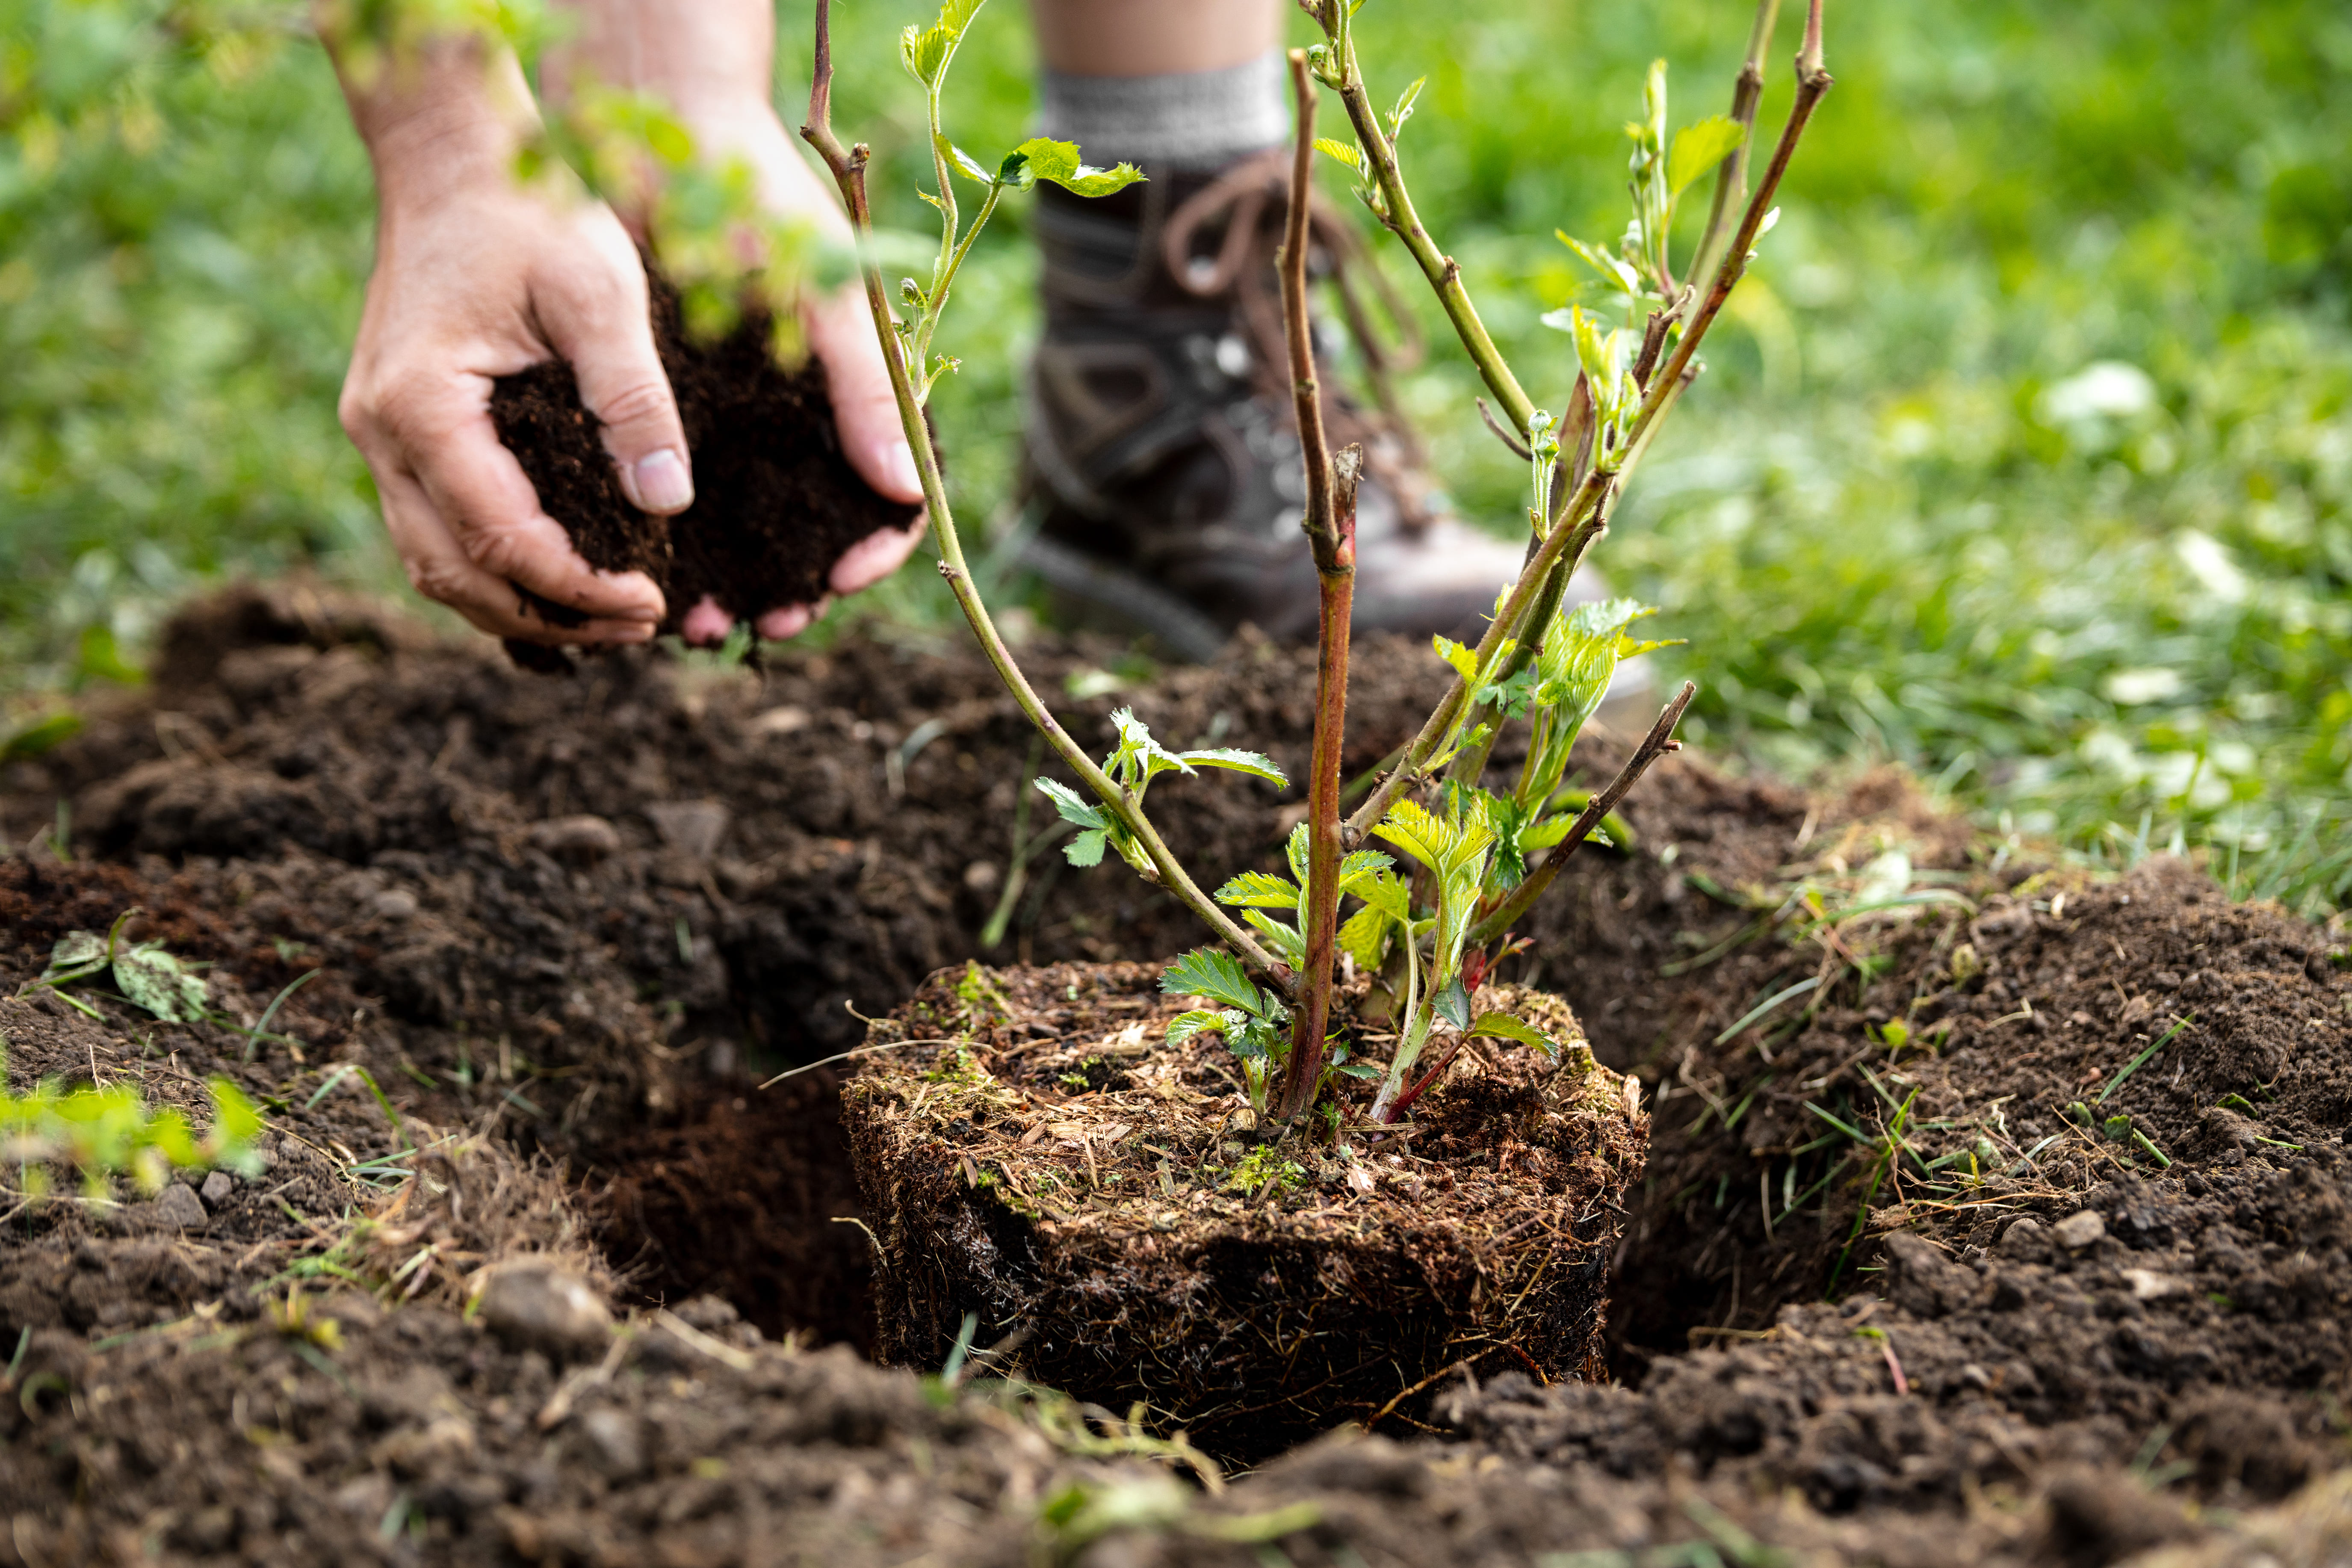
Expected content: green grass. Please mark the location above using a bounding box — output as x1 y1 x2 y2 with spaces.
4 0 2348 913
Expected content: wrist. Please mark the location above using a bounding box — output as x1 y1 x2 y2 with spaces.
334 33 541 215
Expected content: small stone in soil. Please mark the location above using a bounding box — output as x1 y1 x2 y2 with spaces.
149 1183 207 1231
644 800 730 860
529 814 623 862
2053 1210 2107 1249
198 1169 235 1209
478 1263 613 1359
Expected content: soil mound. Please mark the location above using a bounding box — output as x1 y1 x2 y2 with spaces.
1 581 2347 1565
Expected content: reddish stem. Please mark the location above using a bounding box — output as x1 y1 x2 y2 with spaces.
1273 49 1356 1127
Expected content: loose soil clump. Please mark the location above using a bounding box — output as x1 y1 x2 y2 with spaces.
489 272 922 643
845 962 1644 1458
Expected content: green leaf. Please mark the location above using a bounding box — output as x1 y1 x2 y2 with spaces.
1065 829 1108 867
1466 1010 1558 1057
1286 821 1312 886
1176 748 1288 785
1666 115 1746 199
1433 977 1471 1031
1034 777 1109 830
44 930 108 983
1385 76 1426 139
1005 137 1144 198
1432 635 1480 682
207 1077 264 1148
900 0 988 88
1215 871 1301 909
1160 948 1262 1015
940 136 994 186
1336 1061 1383 1080
1338 849 1395 890
1167 1008 1244 1046
1347 867 1412 924
1338 904 1392 974
1244 909 1307 966
1312 137 1361 171
1 711 82 765
1107 707 1191 785
115 942 207 1022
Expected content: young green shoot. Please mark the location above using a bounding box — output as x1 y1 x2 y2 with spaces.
796 0 1834 1135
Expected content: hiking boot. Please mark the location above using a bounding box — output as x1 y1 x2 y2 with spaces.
1022 151 1582 662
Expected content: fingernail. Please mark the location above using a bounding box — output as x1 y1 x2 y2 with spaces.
880 441 923 500
629 449 694 514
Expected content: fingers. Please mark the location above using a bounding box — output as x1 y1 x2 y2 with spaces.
830 520 928 596
386 378 668 624
351 360 668 629
804 285 926 505
756 599 830 642
536 233 697 515
680 596 735 646
376 460 656 645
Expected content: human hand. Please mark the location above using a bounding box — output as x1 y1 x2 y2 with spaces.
334 41 683 645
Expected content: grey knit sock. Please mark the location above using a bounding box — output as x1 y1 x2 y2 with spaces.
1037 50 1288 173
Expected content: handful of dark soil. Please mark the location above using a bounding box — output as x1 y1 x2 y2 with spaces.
489 271 923 649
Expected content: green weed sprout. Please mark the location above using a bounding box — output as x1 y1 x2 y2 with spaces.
0 1069 265 1206
801 0 1831 1132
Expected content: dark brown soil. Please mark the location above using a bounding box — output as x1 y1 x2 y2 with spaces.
1 580 2347 1566
488 271 922 641
844 962 1643 1459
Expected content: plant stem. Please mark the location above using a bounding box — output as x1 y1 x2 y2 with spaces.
1344 30 1829 838
1274 49 1357 1125
1317 28 1534 438
1688 0 1782 299
798 0 1284 983
1465 681 1696 949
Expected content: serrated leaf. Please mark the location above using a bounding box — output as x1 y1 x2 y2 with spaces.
1167 1008 1244 1046
1347 867 1412 924
1005 137 1144 198
1336 1061 1383 1080
1160 948 1262 1014
116 942 207 1023
1177 748 1288 785
901 0 987 87
1338 849 1395 890
1215 871 1300 909
1466 1010 1557 1056
1286 821 1312 886
1433 978 1471 1031
1244 909 1307 965
1337 904 1390 974
1065 829 1108 867
1034 777 1109 830
1666 114 1745 198
1312 137 1361 171
1432 635 1480 682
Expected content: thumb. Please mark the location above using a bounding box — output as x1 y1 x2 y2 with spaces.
540 256 696 517
805 286 926 505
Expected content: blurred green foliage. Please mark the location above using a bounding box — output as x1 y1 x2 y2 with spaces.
2 0 2347 912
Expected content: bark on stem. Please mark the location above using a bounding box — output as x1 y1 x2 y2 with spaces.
798 0 1285 983
1274 50 1355 1125
1320 32 1534 439
1343 43 1829 841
